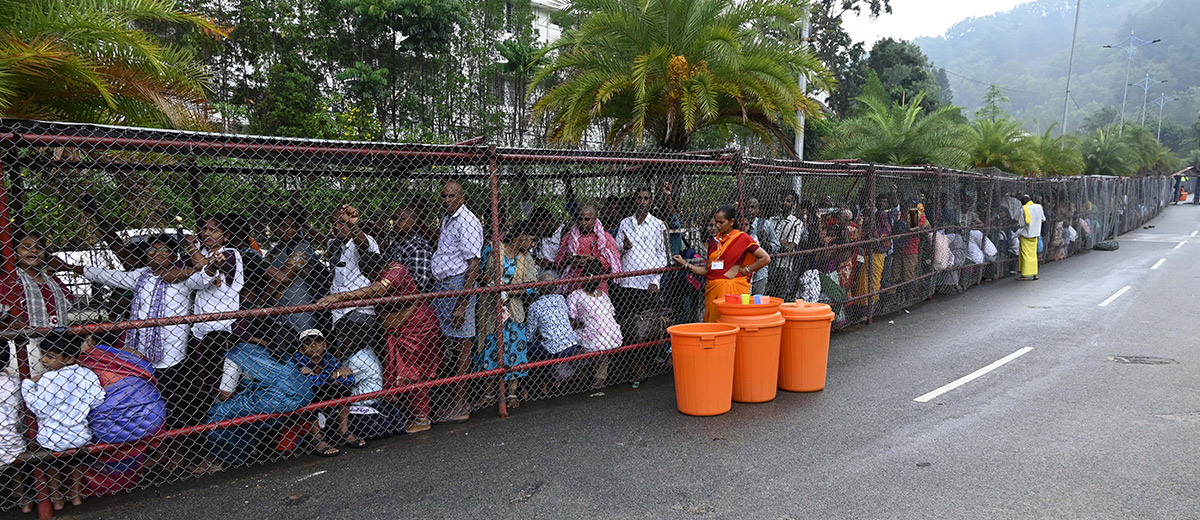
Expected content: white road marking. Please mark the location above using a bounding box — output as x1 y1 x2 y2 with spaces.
1175 241 1187 249
1151 258 1166 270
297 470 328 482
915 347 1034 403
1098 286 1132 307
1191 231 1198 237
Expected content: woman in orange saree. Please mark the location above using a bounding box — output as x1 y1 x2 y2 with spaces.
673 206 771 322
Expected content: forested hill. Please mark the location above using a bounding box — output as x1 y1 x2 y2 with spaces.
914 0 1199 138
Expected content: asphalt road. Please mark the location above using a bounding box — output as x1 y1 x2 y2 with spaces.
44 204 1200 520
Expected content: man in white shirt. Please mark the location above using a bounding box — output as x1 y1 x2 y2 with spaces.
612 188 670 327
328 204 383 357
767 191 806 300
1016 194 1046 281
431 181 484 422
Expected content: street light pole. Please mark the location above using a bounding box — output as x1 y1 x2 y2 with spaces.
1060 0 1082 138
1103 32 1160 136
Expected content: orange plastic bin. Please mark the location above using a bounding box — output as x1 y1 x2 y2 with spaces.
715 297 786 403
778 300 836 392
667 323 741 416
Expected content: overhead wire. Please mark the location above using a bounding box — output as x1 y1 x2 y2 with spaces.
936 67 1044 95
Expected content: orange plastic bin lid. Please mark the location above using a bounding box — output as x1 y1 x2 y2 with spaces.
779 300 835 321
712 296 783 316
666 322 741 337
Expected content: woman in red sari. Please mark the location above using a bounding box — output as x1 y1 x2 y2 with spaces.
673 206 771 322
319 254 441 433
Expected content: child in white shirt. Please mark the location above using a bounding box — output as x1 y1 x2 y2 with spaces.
566 265 624 389
21 333 104 510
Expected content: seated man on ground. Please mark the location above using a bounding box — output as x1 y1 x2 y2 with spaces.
199 332 312 473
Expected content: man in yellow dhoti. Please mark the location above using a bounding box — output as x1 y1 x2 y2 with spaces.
1017 194 1045 281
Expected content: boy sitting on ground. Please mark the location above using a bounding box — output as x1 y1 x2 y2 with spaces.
292 329 366 457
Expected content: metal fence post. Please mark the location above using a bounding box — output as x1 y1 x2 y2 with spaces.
0 149 54 520
488 146 509 418
865 164 877 324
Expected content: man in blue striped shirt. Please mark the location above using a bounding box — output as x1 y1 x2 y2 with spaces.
526 275 582 385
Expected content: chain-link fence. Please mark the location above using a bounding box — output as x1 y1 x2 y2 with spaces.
0 120 1171 516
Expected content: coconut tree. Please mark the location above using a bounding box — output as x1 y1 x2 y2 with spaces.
822 88 967 166
1082 127 1137 177
1026 126 1084 177
1187 149 1200 171
530 0 833 153
964 118 1037 174
0 0 227 129
497 35 548 145
1120 124 1179 175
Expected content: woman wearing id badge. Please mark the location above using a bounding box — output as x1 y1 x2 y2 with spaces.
672 206 771 322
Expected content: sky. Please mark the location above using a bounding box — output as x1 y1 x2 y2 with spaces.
841 0 1034 45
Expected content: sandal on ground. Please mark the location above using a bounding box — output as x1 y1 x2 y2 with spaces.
631 381 641 389
312 438 340 457
407 418 432 433
435 414 470 425
341 433 368 449
190 459 224 474
506 394 521 409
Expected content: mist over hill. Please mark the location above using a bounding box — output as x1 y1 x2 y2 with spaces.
914 0 1199 140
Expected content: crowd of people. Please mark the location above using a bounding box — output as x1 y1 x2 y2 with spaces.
0 176 1123 511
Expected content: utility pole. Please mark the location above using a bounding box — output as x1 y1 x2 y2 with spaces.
1154 93 1178 143
1060 0 1081 138
1103 32 1160 136
1129 74 1167 126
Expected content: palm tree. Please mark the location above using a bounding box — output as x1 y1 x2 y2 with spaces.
0 0 227 129
1186 149 1200 171
497 36 548 145
530 0 833 153
822 90 967 167
1082 127 1137 176
1121 124 1179 175
1026 126 1084 177
964 118 1037 174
